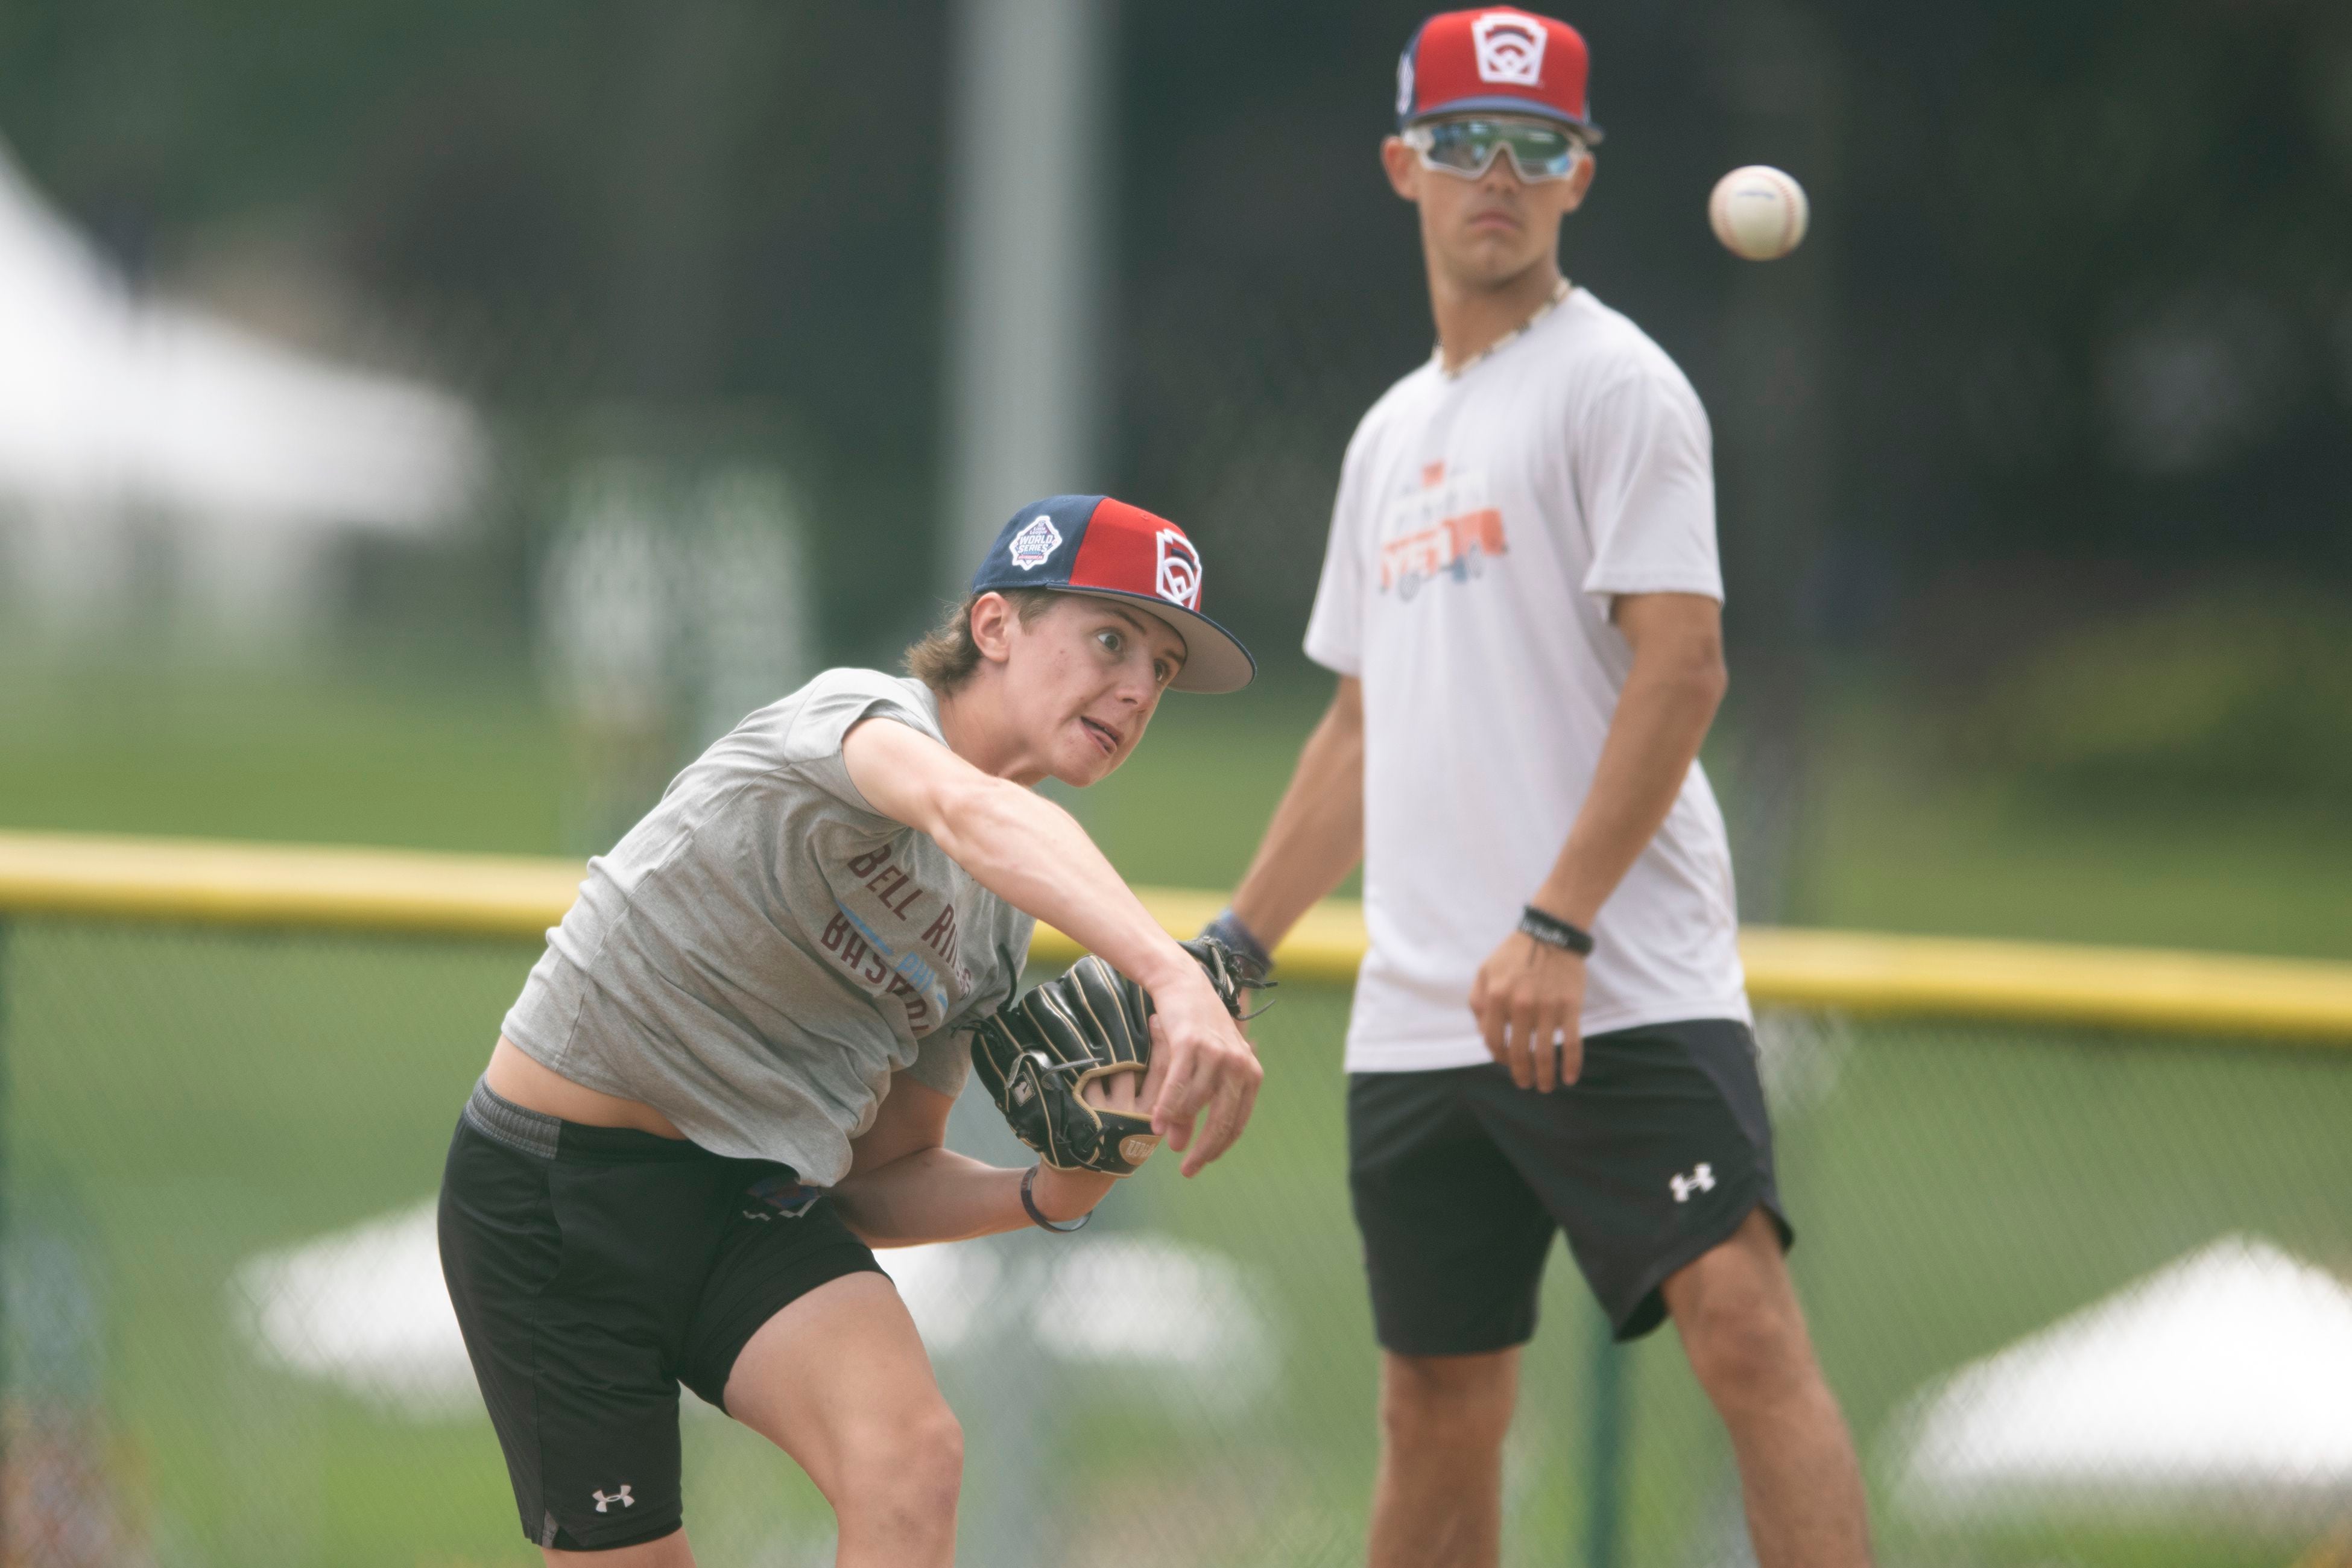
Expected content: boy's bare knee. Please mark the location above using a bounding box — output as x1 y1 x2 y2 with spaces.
897 1406 965 1505
839 1405 963 1527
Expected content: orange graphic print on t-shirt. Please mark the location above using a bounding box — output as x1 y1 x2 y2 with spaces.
1379 505 1508 600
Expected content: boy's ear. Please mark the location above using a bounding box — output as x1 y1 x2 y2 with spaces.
969 591 1017 664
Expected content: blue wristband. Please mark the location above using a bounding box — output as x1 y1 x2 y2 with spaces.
1202 907 1272 981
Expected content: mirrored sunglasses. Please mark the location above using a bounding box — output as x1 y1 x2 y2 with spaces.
1403 118 1589 183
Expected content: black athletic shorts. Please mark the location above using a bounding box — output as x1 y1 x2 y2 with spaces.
437 1079 884 1552
1347 1017 1792 1352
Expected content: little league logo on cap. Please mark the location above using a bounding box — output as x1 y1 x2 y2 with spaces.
1470 13 1545 84
1396 8 1604 141
1155 529 1202 607
970 495 1255 693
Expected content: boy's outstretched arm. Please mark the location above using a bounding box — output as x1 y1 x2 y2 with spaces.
844 714 1260 1174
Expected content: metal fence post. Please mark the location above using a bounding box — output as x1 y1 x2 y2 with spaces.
1 918 11 1522
1584 1314 1626 1568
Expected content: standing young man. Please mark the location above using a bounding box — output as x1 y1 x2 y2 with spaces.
1206 11 1871 1565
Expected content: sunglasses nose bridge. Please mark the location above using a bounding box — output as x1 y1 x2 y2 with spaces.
1484 143 1561 185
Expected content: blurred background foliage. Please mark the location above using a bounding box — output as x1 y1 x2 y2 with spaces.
1 0 2348 952
1971 588 2352 803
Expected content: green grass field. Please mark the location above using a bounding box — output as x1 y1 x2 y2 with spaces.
5 653 2350 1564
10 924 2349 1566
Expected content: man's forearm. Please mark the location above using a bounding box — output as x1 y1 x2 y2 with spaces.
1228 680 1366 949
1535 625 1726 926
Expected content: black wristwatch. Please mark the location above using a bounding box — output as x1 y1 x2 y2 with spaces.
1518 905 1595 956
1020 1164 1092 1234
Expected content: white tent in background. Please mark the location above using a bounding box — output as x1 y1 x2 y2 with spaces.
0 137 482 633
1888 1234 2352 1526
230 1199 1274 1423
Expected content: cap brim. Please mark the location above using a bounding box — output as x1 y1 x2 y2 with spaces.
1055 588 1256 694
1405 98 1605 144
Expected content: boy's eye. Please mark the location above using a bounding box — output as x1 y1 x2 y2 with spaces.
1096 629 1124 654
1154 659 1174 686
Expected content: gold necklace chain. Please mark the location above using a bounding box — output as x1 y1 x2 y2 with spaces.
1437 276 1571 380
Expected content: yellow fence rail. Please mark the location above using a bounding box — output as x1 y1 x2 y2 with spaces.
2 829 2349 1045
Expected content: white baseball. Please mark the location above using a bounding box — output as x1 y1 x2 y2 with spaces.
1708 166 1809 261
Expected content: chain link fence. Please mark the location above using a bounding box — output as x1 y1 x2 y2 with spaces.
4 912 2350 1567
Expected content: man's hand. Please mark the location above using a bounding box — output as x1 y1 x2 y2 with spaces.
1469 932 1587 1092
1139 964 1265 1177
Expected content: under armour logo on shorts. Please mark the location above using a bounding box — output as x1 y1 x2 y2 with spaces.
593 1485 635 1513
1669 1163 1716 1204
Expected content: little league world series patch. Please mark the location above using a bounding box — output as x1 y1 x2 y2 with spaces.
1008 514 1063 570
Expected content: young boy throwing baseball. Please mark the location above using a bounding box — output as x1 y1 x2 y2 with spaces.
438 495 1262 1566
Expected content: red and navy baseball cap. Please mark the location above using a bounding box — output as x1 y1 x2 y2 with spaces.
1396 8 1604 142
970 495 1256 694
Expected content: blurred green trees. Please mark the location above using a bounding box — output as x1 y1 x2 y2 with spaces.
1974 588 2352 801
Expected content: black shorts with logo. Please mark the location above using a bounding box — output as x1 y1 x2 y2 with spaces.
437 1080 884 1552
1347 1017 1792 1351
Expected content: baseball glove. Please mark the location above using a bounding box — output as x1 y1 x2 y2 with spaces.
970 937 1269 1176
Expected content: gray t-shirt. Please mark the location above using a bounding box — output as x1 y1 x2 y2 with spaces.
502 668 1034 1184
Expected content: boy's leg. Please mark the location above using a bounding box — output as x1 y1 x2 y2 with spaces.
438 1112 707 1558
722 1272 964 1568
1663 1210 1872 1568
1367 1347 1520 1568
542 1531 698 1566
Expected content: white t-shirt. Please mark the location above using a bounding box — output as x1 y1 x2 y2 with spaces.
1303 287 1751 1073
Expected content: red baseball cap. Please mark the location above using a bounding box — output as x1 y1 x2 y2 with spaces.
1396 8 1604 142
970 495 1256 694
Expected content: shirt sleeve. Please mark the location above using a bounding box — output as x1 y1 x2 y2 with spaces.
1576 368 1725 606
784 669 943 814
1301 429 1374 677
906 1026 973 1100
